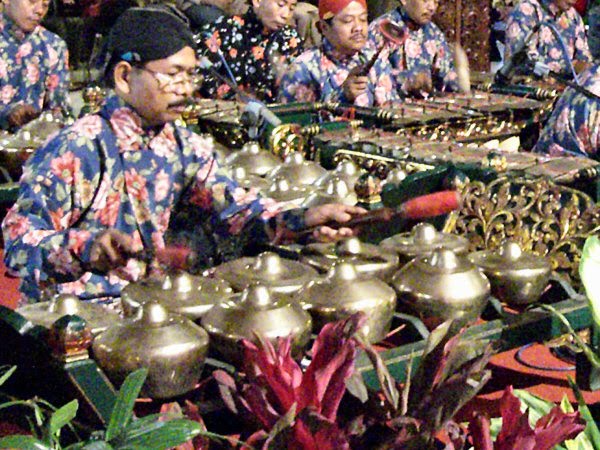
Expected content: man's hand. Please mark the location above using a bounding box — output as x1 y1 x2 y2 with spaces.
404 71 433 98
342 73 369 103
304 204 367 242
7 104 40 130
89 229 136 273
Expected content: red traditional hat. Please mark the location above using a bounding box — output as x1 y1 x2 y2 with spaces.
318 0 367 20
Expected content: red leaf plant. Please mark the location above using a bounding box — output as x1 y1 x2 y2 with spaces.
213 312 367 449
469 385 586 450
160 400 211 450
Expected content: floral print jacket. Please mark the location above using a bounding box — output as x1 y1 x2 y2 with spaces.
504 0 590 77
0 13 71 128
2 94 304 304
367 7 459 96
278 38 399 107
198 10 303 103
533 64 600 159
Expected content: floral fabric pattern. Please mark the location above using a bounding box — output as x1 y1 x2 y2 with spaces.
504 0 590 76
198 10 303 103
367 7 458 96
0 13 71 127
278 38 399 107
2 93 293 304
533 64 600 158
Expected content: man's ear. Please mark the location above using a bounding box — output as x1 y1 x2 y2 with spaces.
113 61 133 95
316 20 328 36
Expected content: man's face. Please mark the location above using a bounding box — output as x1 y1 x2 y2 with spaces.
124 46 198 128
3 0 50 32
252 0 297 32
555 0 576 11
321 1 368 57
401 0 438 26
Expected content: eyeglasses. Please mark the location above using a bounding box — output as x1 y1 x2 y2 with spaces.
134 66 199 93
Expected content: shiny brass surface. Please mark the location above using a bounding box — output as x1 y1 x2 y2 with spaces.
121 273 234 320
201 284 312 366
391 248 490 328
17 294 120 336
469 241 552 305
267 152 327 186
301 176 357 207
314 160 363 191
93 302 209 399
380 222 470 264
213 251 318 294
300 237 399 281
261 175 313 206
294 260 397 343
230 166 269 191
443 176 600 287
269 123 305 158
224 141 281 176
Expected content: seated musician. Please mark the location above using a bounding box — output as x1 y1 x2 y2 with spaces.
278 0 399 107
197 0 303 103
504 0 591 78
0 0 71 131
1 6 364 305
367 0 460 98
533 64 600 158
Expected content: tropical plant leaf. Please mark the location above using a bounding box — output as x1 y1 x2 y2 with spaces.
0 365 17 386
105 368 148 441
355 335 400 411
513 389 554 426
0 435 53 449
67 442 114 449
49 399 78 436
568 376 600 449
265 402 297 442
344 370 369 403
117 418 202 449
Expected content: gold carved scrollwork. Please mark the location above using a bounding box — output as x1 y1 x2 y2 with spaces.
269 124 305 159
443 176 600 287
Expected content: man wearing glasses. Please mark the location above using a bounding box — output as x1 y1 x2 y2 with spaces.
2 6 364 305
367 0 459 98
0 0 71 130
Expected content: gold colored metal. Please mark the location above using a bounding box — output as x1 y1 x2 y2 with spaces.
294 260 397 343
267 152 327 186
391 248 490 329
469 241 552 305
93 302 210 399
201 283 312 366
443 176 600 287
269 123 305 158
225 141 281 176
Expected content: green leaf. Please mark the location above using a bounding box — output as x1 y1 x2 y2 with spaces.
568 377 600 449
0 435 54 449
513 389 554 426
561 395 575 414
105 368 148 442
580 236 600 329
117 418 202 449
267 403 297 442
49 399 78 436
0 365 17 386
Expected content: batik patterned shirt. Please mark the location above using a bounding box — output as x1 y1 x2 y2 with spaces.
533 65 600 158
0 13 71 128
278 38 399 107
199 10 303 103
505 0 591 77
367 7 459 96
2 94 305 304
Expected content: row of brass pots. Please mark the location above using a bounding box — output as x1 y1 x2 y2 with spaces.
17 228 552 400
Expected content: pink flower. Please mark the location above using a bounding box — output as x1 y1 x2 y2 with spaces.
205 32 221 53
150 124 177 157
68 230 92 257
154 170 170 202
22 230 54 246
25 63 39 84
0 60 7 78
124 168 149 202
3 213 31 240
71 115 103 140
95 191 120 227
110 108 143 151
47 46 59 67
0 85 16 104
521 3 534 15
50 151 81 184
45 74 59 91
16 42 32 59
405 39 422 59
291 83 316 102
